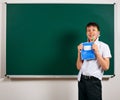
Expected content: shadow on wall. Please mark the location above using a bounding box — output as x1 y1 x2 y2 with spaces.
48 29 81 75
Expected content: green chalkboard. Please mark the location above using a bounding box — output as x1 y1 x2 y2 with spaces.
6 4 114 76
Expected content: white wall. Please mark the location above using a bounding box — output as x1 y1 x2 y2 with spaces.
0 1 2 78
0 0 120 100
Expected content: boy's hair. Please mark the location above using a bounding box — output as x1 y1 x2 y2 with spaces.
86 22 100 31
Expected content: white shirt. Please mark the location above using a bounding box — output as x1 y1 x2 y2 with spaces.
78 38 112 81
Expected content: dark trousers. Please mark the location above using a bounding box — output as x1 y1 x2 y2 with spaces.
78 75 102 100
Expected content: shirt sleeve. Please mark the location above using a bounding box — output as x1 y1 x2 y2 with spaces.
102 44 112 58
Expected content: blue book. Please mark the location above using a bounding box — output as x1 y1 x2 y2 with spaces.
81 42 96 60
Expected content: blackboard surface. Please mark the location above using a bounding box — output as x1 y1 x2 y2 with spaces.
6 4 114 76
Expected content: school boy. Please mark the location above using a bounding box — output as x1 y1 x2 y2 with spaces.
76 22 112 100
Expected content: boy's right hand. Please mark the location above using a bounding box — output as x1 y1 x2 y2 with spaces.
77 44 83 53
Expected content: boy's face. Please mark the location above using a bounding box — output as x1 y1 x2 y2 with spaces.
86 26 100 42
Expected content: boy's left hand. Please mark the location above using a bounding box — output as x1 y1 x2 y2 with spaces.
92 44 99 54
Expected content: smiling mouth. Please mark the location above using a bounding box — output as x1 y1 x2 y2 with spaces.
89 35 94 38
89 35 95 41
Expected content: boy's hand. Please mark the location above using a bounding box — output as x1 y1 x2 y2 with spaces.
77 44 83 53
92 44 99 54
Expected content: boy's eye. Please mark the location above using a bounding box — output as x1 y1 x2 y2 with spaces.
88 29 95 32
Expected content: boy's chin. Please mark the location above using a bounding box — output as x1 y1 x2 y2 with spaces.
88 38 95 42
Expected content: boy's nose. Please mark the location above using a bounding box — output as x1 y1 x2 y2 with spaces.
89 32 93 35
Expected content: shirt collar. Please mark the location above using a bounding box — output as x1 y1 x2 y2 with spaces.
94 38 99 44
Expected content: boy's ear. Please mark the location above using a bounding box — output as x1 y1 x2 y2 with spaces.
97 31 100 37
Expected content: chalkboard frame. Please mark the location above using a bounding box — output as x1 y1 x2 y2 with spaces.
5 3 115 78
